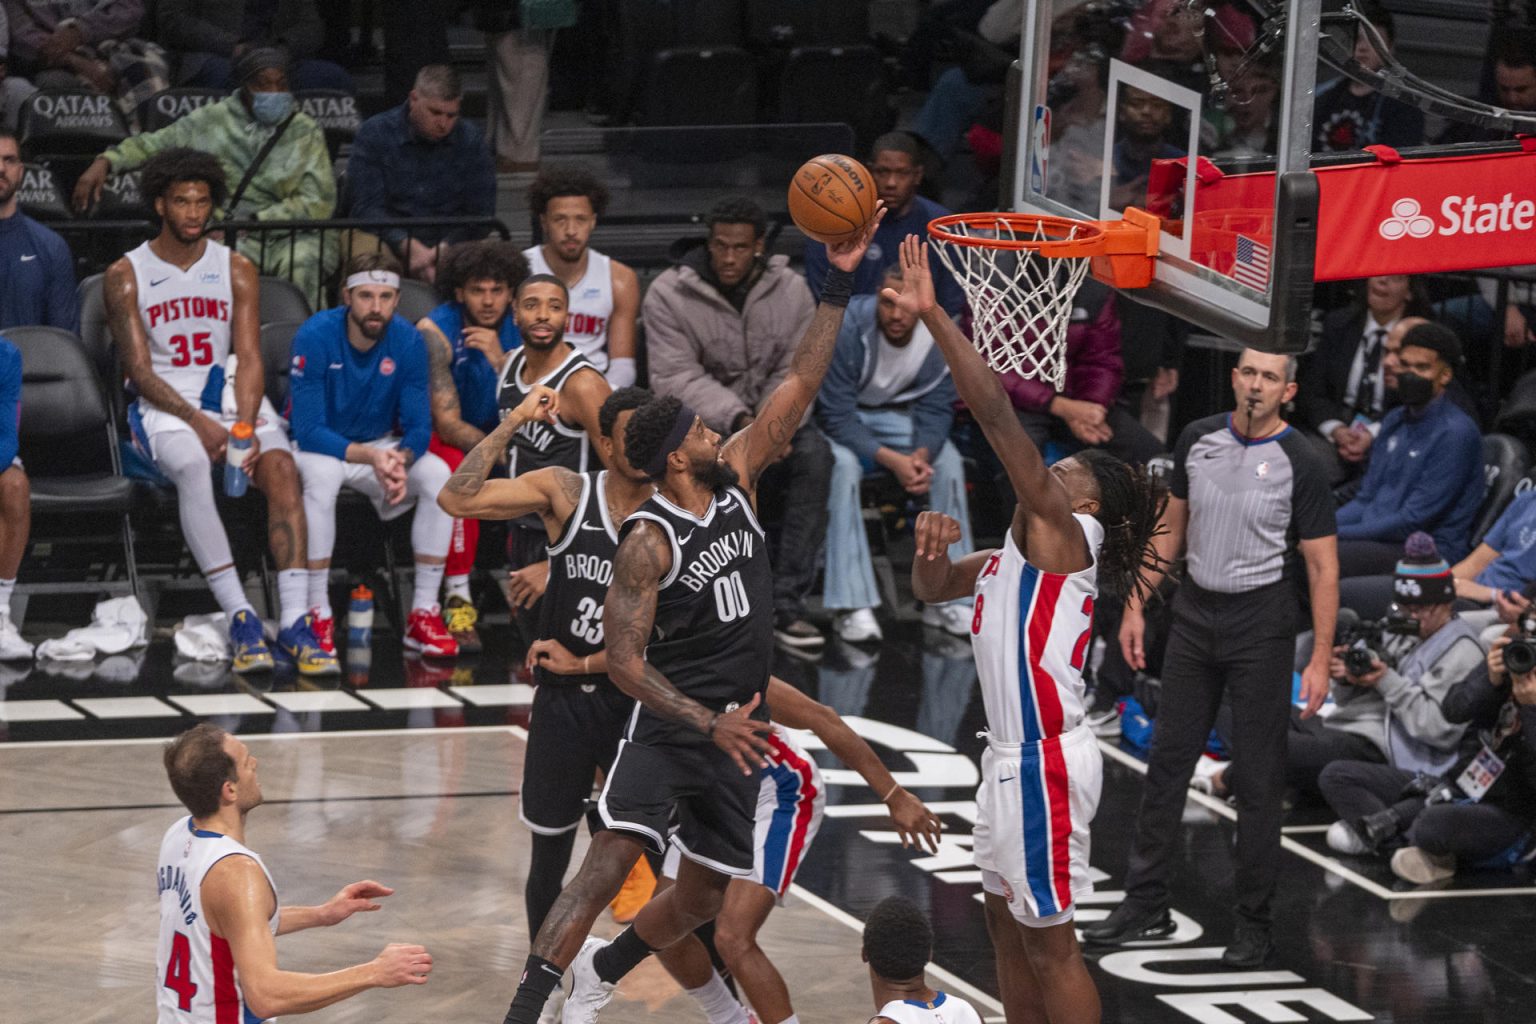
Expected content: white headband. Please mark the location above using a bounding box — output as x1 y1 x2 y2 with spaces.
345 270 401 291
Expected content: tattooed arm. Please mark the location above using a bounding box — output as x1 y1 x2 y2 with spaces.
417 319 486 453
437 385 573 528
605 521 774 774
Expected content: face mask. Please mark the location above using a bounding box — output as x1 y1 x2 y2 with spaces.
250 91 294 126
1395 371 1434 408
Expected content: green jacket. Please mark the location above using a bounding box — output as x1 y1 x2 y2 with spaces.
104 94 335 223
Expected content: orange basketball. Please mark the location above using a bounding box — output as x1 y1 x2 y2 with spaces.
787 154 877 245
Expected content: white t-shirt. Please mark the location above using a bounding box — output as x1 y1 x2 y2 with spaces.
862 322 936 407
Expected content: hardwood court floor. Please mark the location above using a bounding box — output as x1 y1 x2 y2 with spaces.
0 729 881 1024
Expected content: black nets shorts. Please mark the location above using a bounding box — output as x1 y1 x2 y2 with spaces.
597 736 759 876
519 681 634 835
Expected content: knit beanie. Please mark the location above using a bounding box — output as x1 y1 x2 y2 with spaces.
1391 532 1454 606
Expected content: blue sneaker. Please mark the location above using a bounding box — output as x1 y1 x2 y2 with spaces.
229 609 274 673
277 613 340 677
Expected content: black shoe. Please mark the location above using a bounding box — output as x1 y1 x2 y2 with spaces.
1220 927 1273 968
1081 900 1174 945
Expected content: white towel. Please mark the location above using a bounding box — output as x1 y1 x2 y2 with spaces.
37 596 149 660
174 613 231 662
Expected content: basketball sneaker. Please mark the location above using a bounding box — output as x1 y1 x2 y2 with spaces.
834 608 883 643
922 602 972 636
609 856 657 924
309 610 337 655
1326 820 1371 856
0 608 34 661
443 595 483 654
565 937 617 1024
277 613 340 677
229 609 274 673
405 605 459 658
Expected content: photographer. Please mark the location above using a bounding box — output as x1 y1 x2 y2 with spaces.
1319 632 1536 884
1211 534 1482 802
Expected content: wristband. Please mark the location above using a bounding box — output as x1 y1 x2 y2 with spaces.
882 783 901 803
706 713 720 737
820 267 854 309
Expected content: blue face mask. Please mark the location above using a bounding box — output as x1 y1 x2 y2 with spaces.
249 91 294 126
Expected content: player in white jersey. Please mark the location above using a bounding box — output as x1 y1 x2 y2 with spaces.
157 723 431 1022
106 149 334 676
891 236 1164 1024
525 166 640 387
862 896 983 1024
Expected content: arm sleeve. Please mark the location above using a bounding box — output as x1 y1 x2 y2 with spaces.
0 346 19 471
287 324 351 460
814 325 882 460
154 0 240 54
252 124 336 221
44 231 79 333
1288 437 1338 540
1337 420 1482 542
641 284 750 432
79 0 143 45
911 369 958 458
395 332 432 461
1375 636 1484 752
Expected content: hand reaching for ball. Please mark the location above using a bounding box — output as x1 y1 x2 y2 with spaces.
826 201 887 273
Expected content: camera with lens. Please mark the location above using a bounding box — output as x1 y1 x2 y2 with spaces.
1337 607 1419 679
1503 606 1536 676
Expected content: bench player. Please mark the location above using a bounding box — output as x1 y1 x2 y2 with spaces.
107 148 332 675
863 896 983 1024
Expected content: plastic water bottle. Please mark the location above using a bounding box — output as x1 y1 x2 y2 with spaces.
224 422 253 497
347 584 374 649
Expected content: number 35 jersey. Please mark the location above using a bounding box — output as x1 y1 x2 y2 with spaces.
539 470 623 689
622 486 773 744
124 240 235 407
971 514 1103 745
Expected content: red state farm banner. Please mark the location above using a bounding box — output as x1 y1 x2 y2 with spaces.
1186 143 1536 281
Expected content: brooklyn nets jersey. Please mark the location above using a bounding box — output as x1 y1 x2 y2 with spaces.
156 816 279 1023
124 239 234 407
540 470 622 688
622 486 773 743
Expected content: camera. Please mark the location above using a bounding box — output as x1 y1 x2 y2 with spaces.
1503 606 1536 675
1337 607 1419 679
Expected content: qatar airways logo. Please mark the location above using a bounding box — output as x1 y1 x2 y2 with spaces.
1379 194 1536 240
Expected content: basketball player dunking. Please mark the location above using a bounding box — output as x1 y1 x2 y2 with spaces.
895 236 1165 1024
496 201 886 1024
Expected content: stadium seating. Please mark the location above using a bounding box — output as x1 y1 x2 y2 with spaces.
298 90 363 160
18 89 128 156
134 88 226 132
638 47 759 127
745 0 869 47
1474 433 1533 545
775 45 892 153
259 276 315 324
15 163 72 222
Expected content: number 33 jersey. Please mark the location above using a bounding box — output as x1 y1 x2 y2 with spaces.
539 470 623 688
125 240 234 405
970 514 1103 745
622 485 773 743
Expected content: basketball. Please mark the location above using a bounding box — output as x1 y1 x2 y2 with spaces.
787 154 877 245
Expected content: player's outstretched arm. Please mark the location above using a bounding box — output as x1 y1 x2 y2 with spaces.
417 319 486 453
203 857 430 1019
277 880 396 935
723 203 886 488
438 385 568 522
766 677 943 852
605 520 774 775
911 510 995 605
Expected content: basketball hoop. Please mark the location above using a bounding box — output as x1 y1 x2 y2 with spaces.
927 209 1159 390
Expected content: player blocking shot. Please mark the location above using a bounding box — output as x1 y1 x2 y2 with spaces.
895 236 1165 1024
495 200 885 1024
107 148 333 676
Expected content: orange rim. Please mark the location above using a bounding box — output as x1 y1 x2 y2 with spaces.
927 212 1107 258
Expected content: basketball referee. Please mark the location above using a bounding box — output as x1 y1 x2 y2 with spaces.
1085 347 1338 968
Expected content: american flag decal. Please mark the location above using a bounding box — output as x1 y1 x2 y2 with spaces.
1232 234 1271 290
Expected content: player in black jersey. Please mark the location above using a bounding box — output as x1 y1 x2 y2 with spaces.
495 202 886 1024
495 273 614 618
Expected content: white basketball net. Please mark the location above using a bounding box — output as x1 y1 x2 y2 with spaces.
929 219 1094 392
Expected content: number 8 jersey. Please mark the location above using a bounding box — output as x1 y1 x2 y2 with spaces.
125 240 234 405
970 514 1104 745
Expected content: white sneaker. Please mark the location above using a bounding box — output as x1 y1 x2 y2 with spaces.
922 602 971 636
537 984 567 1024
1188 756 1226 796
1085 706 1122 738
0 610 34 662
563 937 616 1023
834 608 883 643
1391 846 1456 885
1326 820 1370 856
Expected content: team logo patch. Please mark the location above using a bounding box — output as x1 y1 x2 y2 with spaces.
1255 460 1270 479
198 271 223 284
291 354 305 375
582 287 600 298
380 357 396 376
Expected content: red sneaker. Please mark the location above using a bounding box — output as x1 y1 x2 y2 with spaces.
310 611 336 655
405 605 459 659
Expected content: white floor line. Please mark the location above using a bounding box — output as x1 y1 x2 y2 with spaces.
0 724 524 750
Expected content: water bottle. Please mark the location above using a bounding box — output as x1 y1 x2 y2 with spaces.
224 422 253 497
347 584 374 649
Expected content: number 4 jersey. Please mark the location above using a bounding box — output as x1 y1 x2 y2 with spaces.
539 470 624 688
125 240 234 408
156 816 279 1023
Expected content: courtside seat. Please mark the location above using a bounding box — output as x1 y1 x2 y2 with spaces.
134 88 226 132
259 276 314 325
1473 433 1532 546
15 162 72 221
19 89 127 157
298 90 362 160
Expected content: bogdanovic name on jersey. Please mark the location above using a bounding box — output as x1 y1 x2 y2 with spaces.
677 529 757 593
157 865 197 927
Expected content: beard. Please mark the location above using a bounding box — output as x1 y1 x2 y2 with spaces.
690 453 740 492
0 176 16 206
351 311 388 340
519 326 564 351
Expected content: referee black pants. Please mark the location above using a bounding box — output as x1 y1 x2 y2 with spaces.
1123 579 1298 929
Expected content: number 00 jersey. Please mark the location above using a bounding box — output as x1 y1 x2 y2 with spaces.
539 470 622 688
971 514 1104 745
622 486 773 743
124 240 234 407
156 816 279 1023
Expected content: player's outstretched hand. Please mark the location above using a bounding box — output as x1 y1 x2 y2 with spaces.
825 200 887 273
880 234 937 317
914 511 962 562
886 786 943 853
712 691 776 776
322 880 395 925
371 943 432 987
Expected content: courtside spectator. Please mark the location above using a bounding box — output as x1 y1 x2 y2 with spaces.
1442 28 1536 145
1336 323 1484 575
3 0 168 121
1312 2 1424 152
290 252 459 659
0 330 29 660
416 240 528 652
0 11 39 131
645 197 833 649
348 64 495 286
804 133 965 318
74 48 336 301
816 263 971 643
155 0 352 92
0 129 75 331
524 167 640 388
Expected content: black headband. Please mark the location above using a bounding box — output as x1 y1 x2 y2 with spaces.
643 403 697 478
